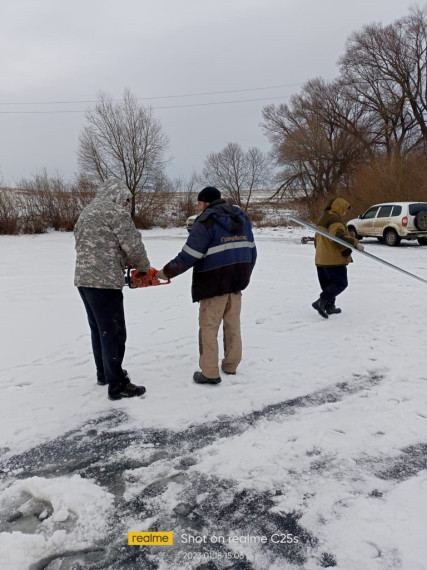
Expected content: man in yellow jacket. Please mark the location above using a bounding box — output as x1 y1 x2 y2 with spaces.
312 197 363 319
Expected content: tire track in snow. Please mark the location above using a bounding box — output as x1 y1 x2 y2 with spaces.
0 370 385 569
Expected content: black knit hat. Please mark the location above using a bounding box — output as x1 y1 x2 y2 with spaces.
197 186 221 203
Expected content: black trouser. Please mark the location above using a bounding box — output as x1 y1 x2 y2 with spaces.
317 266 348 306
78 287 127 397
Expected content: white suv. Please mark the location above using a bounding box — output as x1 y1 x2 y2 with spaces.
347 202 427 246
185 214 198 232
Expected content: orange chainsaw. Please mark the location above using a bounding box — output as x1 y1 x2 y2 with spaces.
125 267 170 288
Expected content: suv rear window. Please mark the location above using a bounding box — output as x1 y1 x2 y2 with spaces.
408 203 427 215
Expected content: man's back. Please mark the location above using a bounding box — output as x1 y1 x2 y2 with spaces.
164 200 257 301
74 179 149 289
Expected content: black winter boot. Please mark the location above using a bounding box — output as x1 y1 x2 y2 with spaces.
312 298 329 319
108 382 146 400
326 304 342 315
98 369 130 386
193 371 221 385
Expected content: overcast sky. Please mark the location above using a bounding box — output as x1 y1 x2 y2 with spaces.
0 0 420 187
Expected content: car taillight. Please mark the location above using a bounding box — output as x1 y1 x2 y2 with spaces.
402 216 408 227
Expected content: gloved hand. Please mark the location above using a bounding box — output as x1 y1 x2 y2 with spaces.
356 243 364 251
156 268 168 280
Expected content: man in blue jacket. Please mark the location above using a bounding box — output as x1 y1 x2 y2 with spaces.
157 186 257 384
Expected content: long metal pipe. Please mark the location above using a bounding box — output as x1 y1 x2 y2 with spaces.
288 215 427 286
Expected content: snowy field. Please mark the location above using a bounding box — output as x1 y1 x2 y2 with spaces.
1 226 427 570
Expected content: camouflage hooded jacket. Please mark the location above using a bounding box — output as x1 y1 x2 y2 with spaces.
74 178 150 289
314 197 358 267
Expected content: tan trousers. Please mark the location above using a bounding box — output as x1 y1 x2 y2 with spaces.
198 292 242 379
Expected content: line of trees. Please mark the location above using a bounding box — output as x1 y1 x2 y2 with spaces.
0 171 96 234
2 5 427 235
261 7 427 215
77 90 273 214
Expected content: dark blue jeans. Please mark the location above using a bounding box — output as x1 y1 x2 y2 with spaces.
78 287 128 397
317 266 348 306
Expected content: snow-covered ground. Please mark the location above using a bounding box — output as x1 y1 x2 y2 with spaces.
1 226 427 570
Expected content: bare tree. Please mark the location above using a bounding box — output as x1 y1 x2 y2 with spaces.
262 79 367 202
172 171 200 220
402 8 427 143
202 142 272 210
339 7 427 155
0 190 21 235
78 89 170 216
17 169 95 231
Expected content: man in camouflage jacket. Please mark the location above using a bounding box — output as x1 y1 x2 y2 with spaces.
74 178 150 400
312 197 363 319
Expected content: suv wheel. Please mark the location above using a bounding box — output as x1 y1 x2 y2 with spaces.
415 211 427 231
384 229 401 247
418 237 427 246
348 226 359 239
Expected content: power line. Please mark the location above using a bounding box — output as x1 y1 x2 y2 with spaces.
0 95 291 114
155 95 290 109
0 83 300 107
0 110 85 114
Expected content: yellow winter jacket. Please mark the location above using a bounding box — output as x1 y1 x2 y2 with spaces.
314 197 358 266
